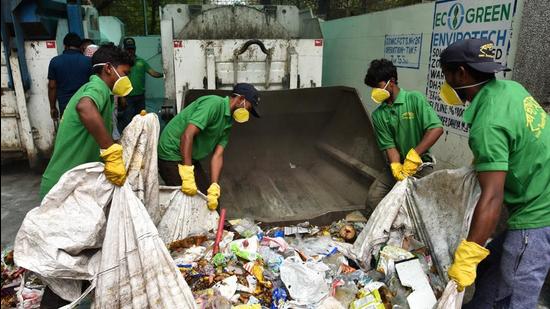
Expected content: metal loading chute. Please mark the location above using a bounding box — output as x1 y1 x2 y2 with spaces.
182 86 392 222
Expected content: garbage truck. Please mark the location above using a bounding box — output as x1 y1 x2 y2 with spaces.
160 4 392 222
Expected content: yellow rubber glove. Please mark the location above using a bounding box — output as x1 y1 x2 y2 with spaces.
448 239 490 291
178 164 197 196
206 183 221 211
140 109 147 116
390 162 407 181
100 144 127 186
402 148 423 177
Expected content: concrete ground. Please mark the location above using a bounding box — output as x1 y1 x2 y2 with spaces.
1 160 42 248
1 160 549 307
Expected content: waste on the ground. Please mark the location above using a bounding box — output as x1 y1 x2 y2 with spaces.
1 248 44 309
165 214 446 309
4 210 449 308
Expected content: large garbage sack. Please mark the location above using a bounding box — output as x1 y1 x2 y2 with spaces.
14 163 109 301
14 114 196 305
120 113 161 225
350 167 480 306
94 184 196 308
157 186 219 244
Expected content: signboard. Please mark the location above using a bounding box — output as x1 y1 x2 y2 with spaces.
384 34 423 69
426 0 517 136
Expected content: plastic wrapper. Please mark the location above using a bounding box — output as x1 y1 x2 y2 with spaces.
280 256 330 306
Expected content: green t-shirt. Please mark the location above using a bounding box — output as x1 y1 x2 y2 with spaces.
158 95 232 162
39 75 113 199
128 56 151 97
371 88 443 160
464 79 550 229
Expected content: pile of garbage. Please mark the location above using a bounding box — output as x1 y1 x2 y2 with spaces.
1 248 44 309
169 211 445 308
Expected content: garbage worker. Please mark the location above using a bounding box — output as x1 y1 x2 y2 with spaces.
48 32 92 119
440 39 550 308
364 59 443 208
158 83 260 210
39 43 135 199
117 37 164 132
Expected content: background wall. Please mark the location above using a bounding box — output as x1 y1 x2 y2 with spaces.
320 0 548 169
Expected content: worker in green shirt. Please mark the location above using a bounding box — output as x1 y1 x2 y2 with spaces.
158 83 260 211
118 37 164 131
440 39 550 308
364 59 443 208
39 43 134 199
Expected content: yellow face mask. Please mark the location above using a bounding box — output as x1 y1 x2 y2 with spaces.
371 80 391 104
439 81 463 106
93 63 133 97
439 80 490 106
232 100 249 123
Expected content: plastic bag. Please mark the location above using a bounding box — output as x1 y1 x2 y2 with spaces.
436 281 464 309
279 256 330 306
157 187 219 244
94 183 197 308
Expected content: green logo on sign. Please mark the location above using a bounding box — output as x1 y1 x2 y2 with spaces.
448 3 465 30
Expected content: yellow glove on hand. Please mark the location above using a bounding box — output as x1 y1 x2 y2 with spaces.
100 144 127 186
448 239 490 292
178 164 197 196
390 162 407 181
206 183 221 211
402 148 422 177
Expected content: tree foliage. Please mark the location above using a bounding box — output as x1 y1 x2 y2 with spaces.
92 0 429 36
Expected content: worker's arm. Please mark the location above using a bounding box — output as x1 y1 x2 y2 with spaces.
447 171 505 290
385 148 401 163
414 127 443 155
76 97 114 149
180 124 201 165
467 171 506 245
48 80 58 119
147 68 164 78
210 145 225 184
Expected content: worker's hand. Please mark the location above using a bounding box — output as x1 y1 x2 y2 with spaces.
448 239 490 292
50 107 59 120
390 162 407 181
140 109 147 116
206 183 221 211
402 148 422 177
100 144 127 186
178 164 197 196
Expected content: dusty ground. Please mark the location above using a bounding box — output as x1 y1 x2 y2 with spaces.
1 160 549 307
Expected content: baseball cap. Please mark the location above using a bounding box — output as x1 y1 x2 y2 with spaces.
440 39 510 73
123 37 136 50
233 83 260 118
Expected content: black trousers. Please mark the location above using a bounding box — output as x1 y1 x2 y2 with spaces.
158 159 209 193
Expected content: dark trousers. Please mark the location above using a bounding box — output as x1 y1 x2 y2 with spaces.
158 159 210 194
463 226 550 309
117 94 145 133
